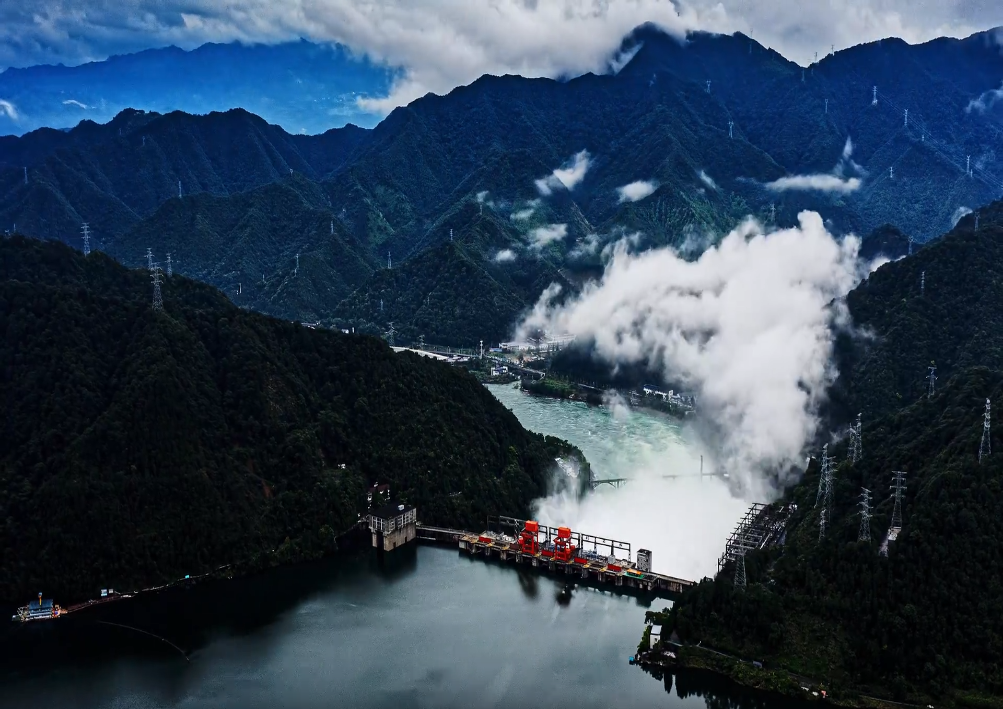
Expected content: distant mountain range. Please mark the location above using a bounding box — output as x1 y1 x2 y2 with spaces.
0 40 393 136
3 25 1003 344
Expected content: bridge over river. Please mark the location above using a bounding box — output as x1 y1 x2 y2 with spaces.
588 466 728 490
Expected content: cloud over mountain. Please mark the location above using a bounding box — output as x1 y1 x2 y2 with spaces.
536 151 591 196
3 1 992 115
617 180 657 202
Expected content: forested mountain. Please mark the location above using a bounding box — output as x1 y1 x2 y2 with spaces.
662 205 1003 704
4 25 1003 345
0 40 392 136
0 235 583 603
832 202 1003 423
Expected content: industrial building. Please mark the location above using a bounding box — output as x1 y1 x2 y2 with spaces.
366 501 417 552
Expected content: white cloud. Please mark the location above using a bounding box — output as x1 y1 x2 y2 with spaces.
698 169 718 191
616 179 657 202
536 150 591 195
0 1 994 109
61 99 90 109
528 223 568 249
494 248 517 262
951 205 972 226
510 198 540 220
766 174 862 194
0 99 19 120
518 211 864 497
765 136 863 194
569 232 603 258
475 190 489 203
966 83 1003 113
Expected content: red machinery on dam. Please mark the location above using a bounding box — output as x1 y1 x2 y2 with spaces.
417 515 693 596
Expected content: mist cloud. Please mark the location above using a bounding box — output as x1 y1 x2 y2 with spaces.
766 137 863 194
528 223 568 249
766 174 862 194
617 179 657 202
536 150 590 196
966 83 1003 113
518 211 863 496
494 248 517 262
0 100 19 121
698 169 718 191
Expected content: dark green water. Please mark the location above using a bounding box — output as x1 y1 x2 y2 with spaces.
0 546 795 709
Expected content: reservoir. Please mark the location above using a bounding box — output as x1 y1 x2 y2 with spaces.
4 546 747 709
0 385 760 709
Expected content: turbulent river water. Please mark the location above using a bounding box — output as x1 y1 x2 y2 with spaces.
0 384 769 709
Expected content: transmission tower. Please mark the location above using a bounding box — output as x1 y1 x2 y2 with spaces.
872 86 877 105
146 247 154 271
166 253 172 276
980 398 991 463
734 549 747 589
23 166 27 185
904 109 908 128
449 228 453 242
81 223 91 256
890 166 894 180
178 180 182 199
294 253 299 276
728 120 734 139
889 471 907 530
928 366 937 399
387 251 392 269
858 488 872 542
907 235 912 255
769 202 776 223
815 444 833 508
386 322 396 347
331 220 334 235
848 413 862 463
418 334 425 351
151 264 164 312
825 98 829 114
921 270 925 295
705 80 711 93
818 508 827 541
967 155 971 177
975 214 980 231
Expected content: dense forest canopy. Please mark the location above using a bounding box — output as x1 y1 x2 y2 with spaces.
0 236 584 604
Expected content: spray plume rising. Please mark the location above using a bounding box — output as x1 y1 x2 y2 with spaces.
520 211 863 500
